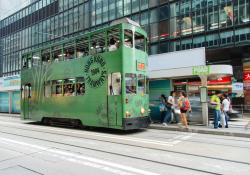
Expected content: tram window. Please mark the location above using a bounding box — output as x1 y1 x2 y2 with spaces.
125 73 137 94
52 46 63 62
41 49 51 65
108 28 120 51
32 52 41 67
76 77 85 96
135 32 145 51
52 80 63 96
22 55 32 69
64 42 75 60
124 30 133 48
76 37 89 58
90 32 106 54
63 78 75 96
44 81 51 97
138 74 146 94
22 55 27 68
108 73 121 95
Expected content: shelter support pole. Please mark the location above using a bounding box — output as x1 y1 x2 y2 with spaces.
199 75 209 126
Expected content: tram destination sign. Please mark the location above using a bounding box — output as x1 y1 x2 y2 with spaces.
192 65 210 76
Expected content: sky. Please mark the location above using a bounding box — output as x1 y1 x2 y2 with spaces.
0 0 30 20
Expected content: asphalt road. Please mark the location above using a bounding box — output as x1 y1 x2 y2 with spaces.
0 116 249 175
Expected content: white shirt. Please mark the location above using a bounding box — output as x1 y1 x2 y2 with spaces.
168 96 175 107
109 45 117 51
222 99 230 111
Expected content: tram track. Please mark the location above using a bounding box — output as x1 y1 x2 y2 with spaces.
0 121 249 167
0 122 249 174
0 129 221 175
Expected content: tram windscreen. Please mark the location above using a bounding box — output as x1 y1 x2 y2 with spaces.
125 73 137 94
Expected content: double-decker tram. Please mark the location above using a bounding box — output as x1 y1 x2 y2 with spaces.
21 18 150 130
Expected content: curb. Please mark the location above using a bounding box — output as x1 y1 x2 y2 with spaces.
149 125 250 138
0 113 21 118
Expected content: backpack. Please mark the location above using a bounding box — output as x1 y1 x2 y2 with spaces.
181 98 190 110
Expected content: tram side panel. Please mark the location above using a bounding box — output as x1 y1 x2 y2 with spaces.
21 53 125 129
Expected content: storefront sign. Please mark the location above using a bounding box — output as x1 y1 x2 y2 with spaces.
192 66 210 75
244 71 250 82
232 82 244 97
0 75 20 91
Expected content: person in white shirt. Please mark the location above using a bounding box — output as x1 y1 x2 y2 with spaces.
109 38 118 51
221 94 230 128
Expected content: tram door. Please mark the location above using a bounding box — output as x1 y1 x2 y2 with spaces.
107 73 122 126
22 84 31 119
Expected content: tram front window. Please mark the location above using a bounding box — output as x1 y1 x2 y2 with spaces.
138 74 146 94
135 32 145 51
125 73 137 94
124 30 133 48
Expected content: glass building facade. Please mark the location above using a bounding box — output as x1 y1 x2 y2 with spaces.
0 0 249 76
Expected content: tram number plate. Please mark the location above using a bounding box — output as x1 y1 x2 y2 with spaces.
137 62 145 71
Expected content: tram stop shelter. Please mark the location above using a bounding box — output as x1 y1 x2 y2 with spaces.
148 48 233 126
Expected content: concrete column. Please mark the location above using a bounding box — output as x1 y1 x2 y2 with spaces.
199 75 209 126
9 91 12 114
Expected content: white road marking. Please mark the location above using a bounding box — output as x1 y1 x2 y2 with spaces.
0 137 161 175
0 121 196 147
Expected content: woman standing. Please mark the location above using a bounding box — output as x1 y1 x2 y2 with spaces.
159 94 167 124
178 91 191 129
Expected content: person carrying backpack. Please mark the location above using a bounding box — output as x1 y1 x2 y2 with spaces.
178 91 191 129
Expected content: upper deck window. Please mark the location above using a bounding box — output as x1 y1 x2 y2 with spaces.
32 52 41 67
52 45 63 62
124 29 133 48
41 49 51 65
22 55 32 69
108 28 120 51
135 32 146 52
64 42 75 60
76 37 89 58
90 32 105 54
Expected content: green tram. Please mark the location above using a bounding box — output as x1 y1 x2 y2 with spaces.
21 19 150 130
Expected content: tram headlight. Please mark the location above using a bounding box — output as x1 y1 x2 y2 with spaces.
140 107 145 114
126 111 131 117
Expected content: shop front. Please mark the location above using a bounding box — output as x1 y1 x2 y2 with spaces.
0 75 21 114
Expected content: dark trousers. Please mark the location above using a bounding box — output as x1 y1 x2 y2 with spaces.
163 107 172 124
160 111 166 123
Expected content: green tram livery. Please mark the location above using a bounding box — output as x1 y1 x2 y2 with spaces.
21 19 150 130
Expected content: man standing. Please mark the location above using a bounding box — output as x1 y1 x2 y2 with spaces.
210 91 222 129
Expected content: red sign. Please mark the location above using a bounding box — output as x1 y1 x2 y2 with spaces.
137 62 145 71
244 71 250 82
207 76 231 85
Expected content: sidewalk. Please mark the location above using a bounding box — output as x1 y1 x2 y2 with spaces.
150 118 250 138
